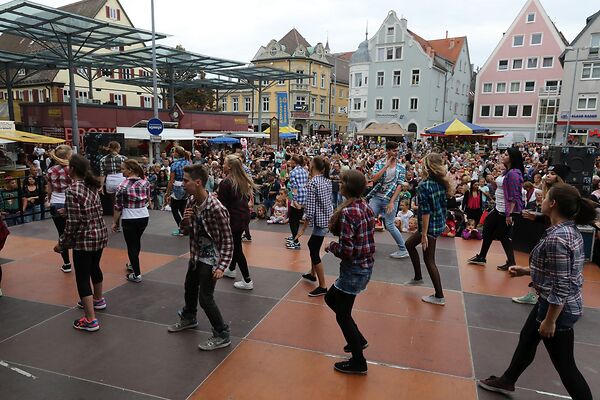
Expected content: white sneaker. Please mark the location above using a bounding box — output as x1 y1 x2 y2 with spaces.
233 280 253 290
223 268 236 279
390 250 409 259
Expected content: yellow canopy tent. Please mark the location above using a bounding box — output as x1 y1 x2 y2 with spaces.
263 126 300 134
0 130 65 144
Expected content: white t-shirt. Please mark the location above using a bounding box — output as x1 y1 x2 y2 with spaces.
396 209 414 232
495 175 505 213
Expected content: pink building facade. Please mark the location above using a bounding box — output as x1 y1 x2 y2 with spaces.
474 0 568 143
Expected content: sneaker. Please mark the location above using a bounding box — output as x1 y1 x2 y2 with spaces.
198 335 231 351
390 250 409 259
308 287 328 297
333 360 367 375
61 263 72 273
126 263 133 272
167 317 198 333
477 376 515 395
73 316 99 332
286 241 301 250
343 342 369 353
512 292 538 305
467 255 486 265
404 278 424 285
241 234 252 242
126 273 142 283
171 229 184 237
285 236 295 243
302 273 317 282
223 268 236 279
233 280 253 290
77 297 107 310
497 262 515 271
421 294 446 306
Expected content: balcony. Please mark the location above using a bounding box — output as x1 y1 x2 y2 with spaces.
291 83 309 92
538 86 561 96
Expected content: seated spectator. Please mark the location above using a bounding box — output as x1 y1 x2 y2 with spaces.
394 199 414 232
267 190 289 224
407 217 418 233
461 219 482 240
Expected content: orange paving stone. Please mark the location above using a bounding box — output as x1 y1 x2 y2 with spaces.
0 236 58 260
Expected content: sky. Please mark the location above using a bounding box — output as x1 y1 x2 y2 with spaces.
28 0 600 68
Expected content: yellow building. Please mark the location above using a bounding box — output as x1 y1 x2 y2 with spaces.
221 29 350 136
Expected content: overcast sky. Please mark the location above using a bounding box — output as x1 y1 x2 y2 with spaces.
38 0 599 68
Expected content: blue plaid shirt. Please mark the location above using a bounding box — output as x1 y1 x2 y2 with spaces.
289 166 309 206
530 221 584 316
367 158 406 201
417 179 447 238
170 157 190 200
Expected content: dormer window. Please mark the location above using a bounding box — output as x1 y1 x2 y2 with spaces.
270 47 277 56
387 27 394 35
526 12 535 23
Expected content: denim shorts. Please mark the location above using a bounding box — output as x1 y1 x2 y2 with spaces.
312 226 328 237
334 260 372 295
536 298 580 331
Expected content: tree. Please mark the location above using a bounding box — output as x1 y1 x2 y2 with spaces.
170 44 215 110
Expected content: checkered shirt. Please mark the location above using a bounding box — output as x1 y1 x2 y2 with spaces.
289 166 309 206
59 180 108 251
170 157 189 181
503 168 524 214
417 178 447 238
328 198 376 269
99 153 127 176
530 221 584 316
303 175 333 228
114 177 151 211
47 165 71 194
368 158 406 201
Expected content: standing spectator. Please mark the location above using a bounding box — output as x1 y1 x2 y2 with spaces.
462 180 484 224
47 145 73 272
330 161 342 208
0 177 21 227
286 155 309 250
165 146 190 236
22 175 45 223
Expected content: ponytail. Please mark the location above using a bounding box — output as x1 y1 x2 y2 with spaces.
574 197 597 226
69 154 101 191
84 170 102 191
548 183 597 225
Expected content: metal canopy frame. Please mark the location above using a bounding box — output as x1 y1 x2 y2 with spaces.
0 0 167 150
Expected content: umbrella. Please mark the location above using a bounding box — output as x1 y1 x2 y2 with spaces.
423 118 490 136
208 136 240 144
280 133 297 140
263 125 300 134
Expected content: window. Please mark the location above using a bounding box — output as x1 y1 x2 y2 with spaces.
17 68 25 76
590 33 600 56
577 95 597 111
513 35 524 47
262 80 269 86
321 74 326 89
512 58 523 70
582 62 600 79
391 98 399 111
377 46 402 61
507 105 518 117
542 57 553 68
320 97 325 113
244 97 251 112
480 105 491 117
527 57 538 69
310 97 316 113
395 46 402 59
435 98 439 111
295 96 306 106
143 96 152 108
530 33 542 45
393 70 401 86
409 97 418 111
376 71 384 86
232 97 239 112
363 100 367 109
278 79 285 85
522 105 533 117
157 97 163 109
312 72 317 86
107 7 119 20
482 82 493 93
411 69 420 85
510 81 521 93
526 12 535 23
354 73 363 87
295 70 304 84
375 98 383 110
496 82 507 93
353 98 361 110
387 26 394 35
494 105 504 117
114 94 123 106
524 81 536 92
377 48 385 61
220 98 227 111
262 96 269 112
386 48 394 60
339 89 344 98
498 59 508 71
122 68 132 79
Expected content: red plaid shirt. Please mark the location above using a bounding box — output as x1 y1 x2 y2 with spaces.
328 198 376 269
47 165 71 194
59 180 108 251
114 177 151 211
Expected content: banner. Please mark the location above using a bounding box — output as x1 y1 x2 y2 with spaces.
276 92 289 127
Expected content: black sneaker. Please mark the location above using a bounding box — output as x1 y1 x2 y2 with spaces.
467 255 486 265
334 359 367 375
61 263 72 273
343 342 369 353
242 234 252 242
497 262 515 271
477 376 515 395
308 287 327 297
302 273 317 282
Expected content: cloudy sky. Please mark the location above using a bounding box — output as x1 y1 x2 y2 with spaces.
38 0 599 68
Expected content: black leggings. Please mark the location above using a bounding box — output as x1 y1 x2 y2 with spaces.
289 206 304 241
171 198 187 226
73 249 104 298
502 305 592 400
479 209 515 265
51 211 70 265
307 234 325 265
229 230 251 281
122 217 148 276
405 232 444 298
325 285 367 364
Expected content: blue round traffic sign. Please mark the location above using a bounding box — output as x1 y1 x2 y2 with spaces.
147 118 164 135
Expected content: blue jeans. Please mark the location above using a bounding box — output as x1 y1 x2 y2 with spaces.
369 196 406 252
23 204 42 223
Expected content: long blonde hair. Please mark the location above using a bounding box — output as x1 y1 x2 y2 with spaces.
422 153 451 194
225 154 255 198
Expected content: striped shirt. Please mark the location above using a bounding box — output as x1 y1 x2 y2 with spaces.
303 175 333 229
417 179 447 238
289 166 309 206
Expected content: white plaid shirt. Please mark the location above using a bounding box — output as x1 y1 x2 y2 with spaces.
303 175 333 228
289 166 309 206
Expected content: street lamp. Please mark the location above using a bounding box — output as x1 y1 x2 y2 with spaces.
564 46 580 143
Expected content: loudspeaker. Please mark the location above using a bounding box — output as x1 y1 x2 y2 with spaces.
548 146 597 187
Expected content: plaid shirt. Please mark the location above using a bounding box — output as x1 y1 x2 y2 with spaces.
329 199 376 269
114 177 151 211
47 165 71 194
417 179 447 238
289 166 309 206
503 168 524 214
530 221 584 316
170 157 188 181
99 153 127 176
367 158 406 201
59 180 108 251
303 175 333 228
181 193 233 271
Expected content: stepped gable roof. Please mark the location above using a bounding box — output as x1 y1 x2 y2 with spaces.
279 28 311 53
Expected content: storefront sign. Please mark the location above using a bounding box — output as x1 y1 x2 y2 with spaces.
560 112 598 119
0 121 15 131
375 113 405 119
277 92 289 127
291 111 309 119
47 108 62 117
